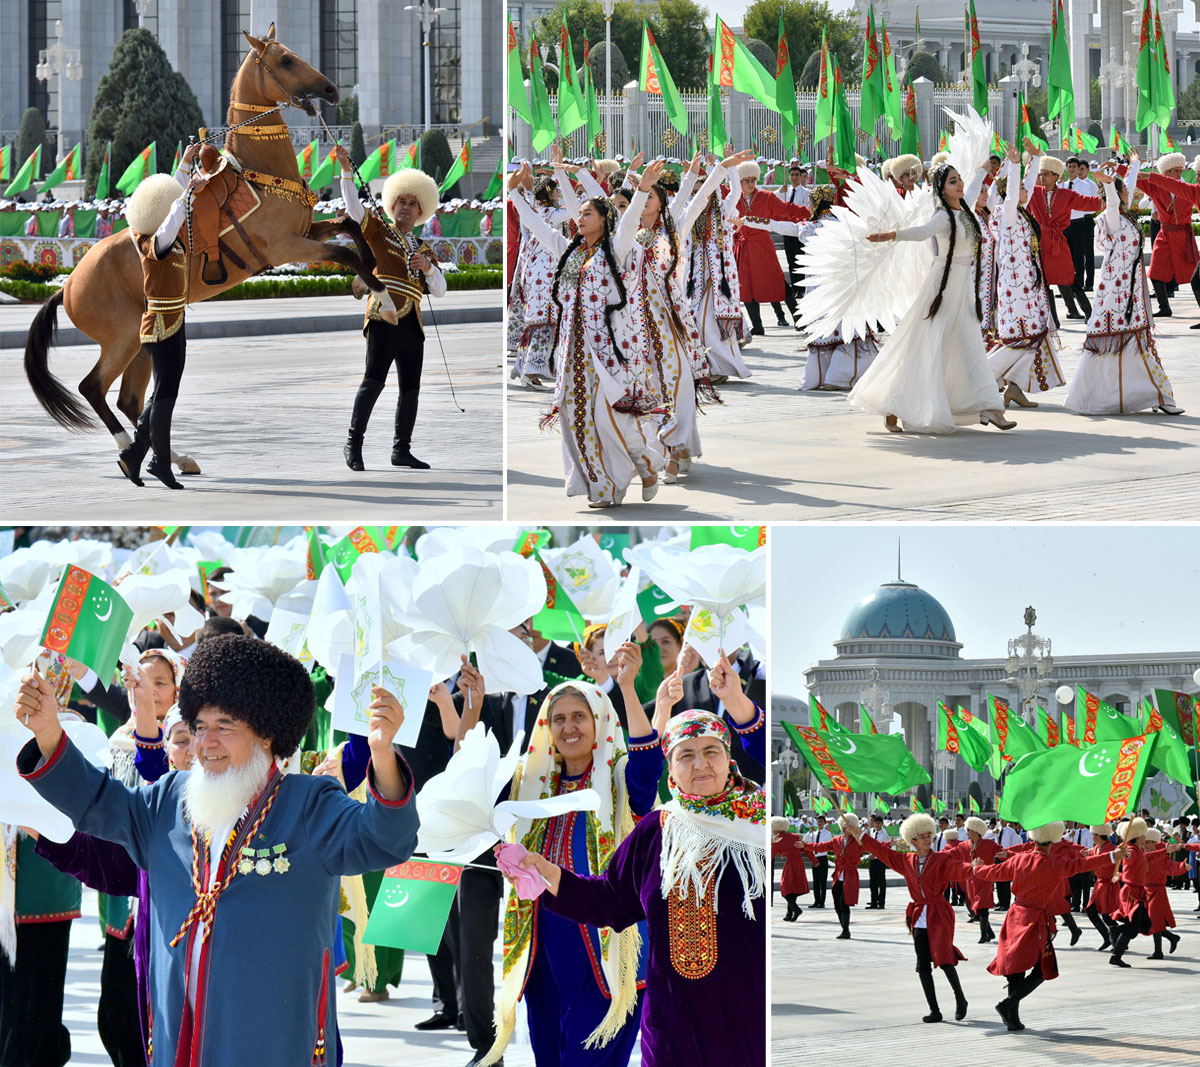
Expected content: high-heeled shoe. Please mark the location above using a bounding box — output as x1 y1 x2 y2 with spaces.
884 415 903 433
1003 382 1038 408
678 455 692 473
663 459 679 484
980 411 1017 430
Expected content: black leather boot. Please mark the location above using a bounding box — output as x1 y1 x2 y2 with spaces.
346 379 384 471
942 965 967 1020
918 971 941 1022
117 412 152 487
391 388 429 468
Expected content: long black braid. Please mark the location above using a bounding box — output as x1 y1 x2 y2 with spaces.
550 195 629 363
927 165 983 321
1113 177 1144 322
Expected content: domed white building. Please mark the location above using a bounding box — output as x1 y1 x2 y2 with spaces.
773 568 1197 808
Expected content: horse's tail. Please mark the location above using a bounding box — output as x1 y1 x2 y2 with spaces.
24 289 94 431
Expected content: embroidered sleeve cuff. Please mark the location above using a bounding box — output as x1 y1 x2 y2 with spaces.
626 731 659 752
133 729 165 749
367 750 415 808
727 703 764 734
18 732 69 781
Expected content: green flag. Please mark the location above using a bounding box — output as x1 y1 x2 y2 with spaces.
583 34 603 150
295 139 320 181
881 18 903 137
640 22 688 136
304 526 326 580
1076 686 1142 744
812 793 833 814
0 579 13 612
1110 124 1134 154
936 701 991 771
309 145 339 189
931 794 946 815
999 733 1159 826
783 721 931 795
910 794 926 813
859 704 878 735
1143 697 1196 787
170 140 183 173
900 83 921 156
40 566 134 679
690 526 764 551
775 16 799 157
328 526 386 583
1136 0 1157 131
1035 706 1062 748
557 18 587 138
874 796 889 814
3 145 41 198
784 793 795 817
969 0 988 117
636 581 673 626
0 145 10 182
359 139 397 183
810 694 847 733
37 142 82 194
482 158 503 200
987 693 1046 777
969 795 981 813
1047 0 1074 130
1153 0 1175 127
1017 93 1048 153
859 4 885 135
512 530 551 558
115 142 156 195
532 555 585 642
707 40 728 152
1154 689 1199 748
956 799 964 815
362 860 462 954
528 37 558 154
713 15 779 111
439 139 471 194
832 59 857 173
814 28 834 145
507 20 532 124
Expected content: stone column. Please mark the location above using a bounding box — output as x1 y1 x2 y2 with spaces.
728 90 752 156
912 76 935 158
461 0 501 137
998 74 1020 145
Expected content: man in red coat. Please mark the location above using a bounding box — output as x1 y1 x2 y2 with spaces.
771 817 809 921
1022 141 1103 322
954 816 1002 943
973 821 1127 1031
1083 822 1119 950
805 811 863 939
733 160 810 335
1131 151 1200 320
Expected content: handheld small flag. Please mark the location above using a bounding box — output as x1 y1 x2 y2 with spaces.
328 526 386 583
305 527 327 580
532 555 585 642
40 567 134 679
512 530 551 558
690 526 765 550
362 860 462 955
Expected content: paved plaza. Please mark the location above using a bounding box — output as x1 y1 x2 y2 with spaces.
506 313 1200 522
1 294 503 519
771 875 1200 1066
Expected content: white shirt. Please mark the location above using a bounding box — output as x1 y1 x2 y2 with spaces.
1076 828 1093 848
914 854 930 927
804 828 832 846
933 831 947 852
188 814 241 1009
1070 175 1098 220
999 825 1022 848
870 828 891 845
510 642 552 743
776 183 810 210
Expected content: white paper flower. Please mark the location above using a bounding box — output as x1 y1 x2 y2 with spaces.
218 544 308 622
416 723 600 863
538 536 622 620
414 525 524 560
623 542 766 617
0 585 58 670
388 547 546 694
303 566 355 669
0 539 114 605
117 568 206 653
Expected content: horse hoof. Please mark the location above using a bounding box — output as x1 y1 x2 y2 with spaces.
176 455 202 475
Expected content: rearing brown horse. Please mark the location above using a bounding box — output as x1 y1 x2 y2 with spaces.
23 23 385 474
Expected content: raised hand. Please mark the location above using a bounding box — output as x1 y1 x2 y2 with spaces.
720 148 757 170
456 653 485 710
15 669 63 759
366 685 406 749
639 160 666 191
613 640 643 687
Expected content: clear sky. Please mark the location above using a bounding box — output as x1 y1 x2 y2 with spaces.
772 525 1200 699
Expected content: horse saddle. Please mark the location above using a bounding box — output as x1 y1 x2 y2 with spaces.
190 145 241 285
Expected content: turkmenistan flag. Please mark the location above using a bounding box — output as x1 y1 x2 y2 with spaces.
1016 93 1048 152
900 83 920 156
295 139 319 181
910 794 926 813
690 526 765 550
874 796 889 814
839 794 854 812
532 555 585 642
362 860 462 955
858 3 885 135
859 704 878 735
482 158 503 200
1035 706 1061 748
1063 711 1079 746
782 721 931 794
40 566 134 679
1073 126 1099 153
988 693 1046 777
0 579 13 612
713 14 779 111
359 140 396 183
1154 689 1199 748
583 34 602 149
812 793 833 814
956 798 965 815
95 142 111 199
881 18 903 138
1153 0 1175 128
439 140 471 194
636 581 673 625
832 58 857 173
115 142 156 195
305 526 327 580
775 15 799 157
814 27 833 145
1135 0 1157 131
1110 125 1134 154
968 0 988 117
937 701 991 771
0 145 10 182
197 560 224 604
170 140 183 173
1162 129 1176 149
513 530 550 558
1142 697 1195 786
1047 0 1073 130
810 694 846 733
3 145 41 197
507 20 532 124
1077 686 1142 743
557 18 587 138
999 732 1159 826
931 794 946 815
328 526 386 583
38 142 82 194
969 795 981 813
528 37 558 154
382 527 409 552
640 22 688 136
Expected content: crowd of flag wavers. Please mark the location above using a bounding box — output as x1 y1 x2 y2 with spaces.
0 526 767 1067
507 114 1199 505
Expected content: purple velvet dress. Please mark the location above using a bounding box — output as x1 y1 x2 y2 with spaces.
545 808 766 1067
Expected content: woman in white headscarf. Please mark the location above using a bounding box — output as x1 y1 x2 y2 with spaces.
510 710 767 1067
482 675 665 1067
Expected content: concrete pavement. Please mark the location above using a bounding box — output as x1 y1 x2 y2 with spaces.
506 314 1200 522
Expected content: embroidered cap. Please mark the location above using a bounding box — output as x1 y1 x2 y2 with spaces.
662 710 730 756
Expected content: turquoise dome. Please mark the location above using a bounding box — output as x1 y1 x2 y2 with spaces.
840 581 956 643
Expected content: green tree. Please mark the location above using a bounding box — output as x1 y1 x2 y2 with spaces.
419 128 454 185
1176 70 1200 119
587 40 631 91
744 37 775 72
967 781 984 811
336 94 359 126
84 28 205 197
1090 77 1101 119
350 121 366 167
744 0 863 83
903 50 945 87
16 107 47 172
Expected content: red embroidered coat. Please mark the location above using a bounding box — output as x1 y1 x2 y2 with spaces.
1085 839 1120 914
1026 184 1103 286
733 190 809 302
1135 171 1200 282
950 836 1002 911
861 833 973 967
805 833 863 906
1143 846 1188 933
772 832 809 896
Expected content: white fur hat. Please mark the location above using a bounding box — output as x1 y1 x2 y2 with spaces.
1144 827 1162 843
880 158 893 180
891 153 922 180
126 174 184 236
964 816 988 836
930 151 950 169
770 816 791 832
1091 822 1113 836
594 158 620 175
737 160 761 180
1029 821 1065 844
901 812 936 845
1038 155 1066 178
838 811 861 834
1117 817 1148 841
382 169 440 225
1191 155 1200 173
1157 152 1186 174
854 153 866 171
943 828 960 841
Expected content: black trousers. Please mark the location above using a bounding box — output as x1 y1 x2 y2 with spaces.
349 315 425 450
869 858 887 907
782 235 804 295
811 857 829 907
445 867 504 1055
832 880 851 934
0 920 72 1067
996 879 1012 909
136 329 187 463
1069 871 1092 912
1076 216 1095 289
99 931 145 1067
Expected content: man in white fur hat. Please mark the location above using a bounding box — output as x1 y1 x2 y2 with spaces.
335 145 446 471
1131 150 1200 320
887 153 922 196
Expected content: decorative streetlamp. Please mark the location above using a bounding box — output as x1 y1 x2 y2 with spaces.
860 667 890 731
35 20 82 167
133 0 153 29
1005 606 1055 724
602 0 615 156
1011 42 1041 101
404 2 448 130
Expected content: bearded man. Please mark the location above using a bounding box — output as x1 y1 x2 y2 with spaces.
15 635 418 1067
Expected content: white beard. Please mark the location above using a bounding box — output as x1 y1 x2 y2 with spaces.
182 747 273 835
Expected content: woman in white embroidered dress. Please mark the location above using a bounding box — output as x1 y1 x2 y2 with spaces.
1065 158 1184 416
508 162 663 508
849 163 1017 434
986 147 1066 408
